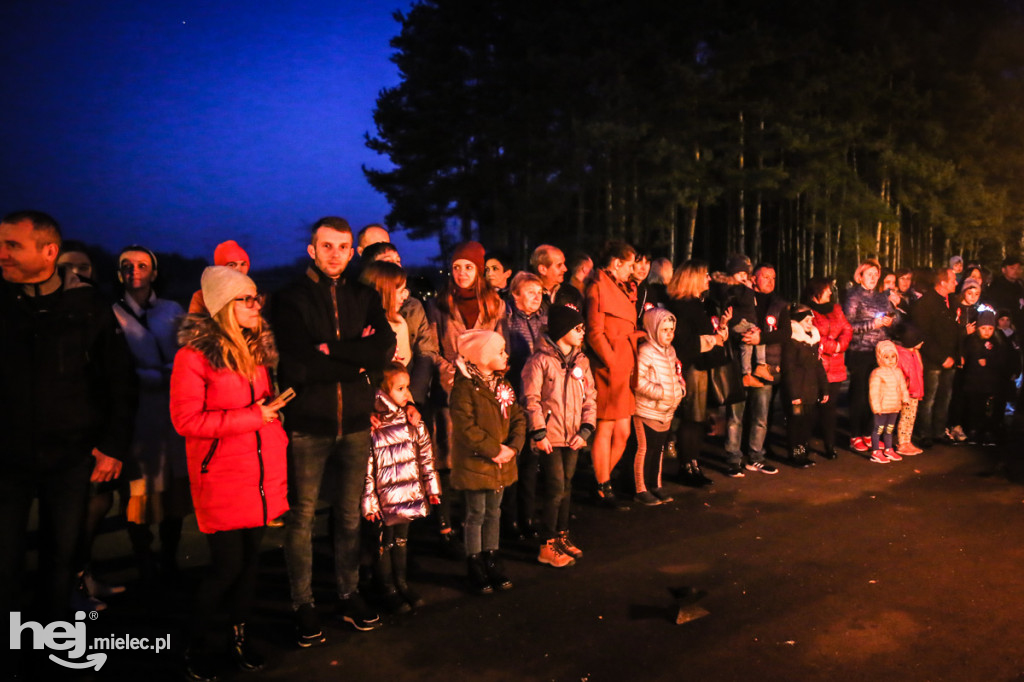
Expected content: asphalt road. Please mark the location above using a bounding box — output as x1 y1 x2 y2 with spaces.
21 433 1024 682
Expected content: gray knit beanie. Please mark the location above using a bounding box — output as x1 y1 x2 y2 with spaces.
201 266 256 316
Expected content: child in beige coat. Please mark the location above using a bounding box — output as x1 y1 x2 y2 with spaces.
869 340 910 463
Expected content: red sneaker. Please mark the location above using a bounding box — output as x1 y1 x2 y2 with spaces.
870 449 890 464
850 437 870 453
884 448 902 462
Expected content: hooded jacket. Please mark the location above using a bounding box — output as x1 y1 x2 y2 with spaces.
449 359 526 491
272 264 396 436
782 320 829 405
0 267 137 471
363 390 441 526
810 301 853 383
169 315 288 534
520 335 597 446
635 308 685 423
869 340 910 414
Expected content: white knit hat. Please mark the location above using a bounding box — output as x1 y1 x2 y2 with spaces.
201 266 256 316
458 329 505 368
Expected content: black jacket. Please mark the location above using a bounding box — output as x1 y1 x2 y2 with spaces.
782 326 829 405
963 334 1011 396
667 296 725 370
910 289 962 370
0 268 137 471
753 289 790 369
272 265 396 436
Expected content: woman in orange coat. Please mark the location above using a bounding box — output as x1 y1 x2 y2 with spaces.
585 240 643 509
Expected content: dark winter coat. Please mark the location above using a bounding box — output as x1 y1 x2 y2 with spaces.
666 296 726 370
843 285 894 352
0 268 137 472
752 289 790 369
506 303 546 393
272 265 396 436
169 315 288 534
782 322 829 406
449 361 526 491
909 289 962 370
962 334 1011 396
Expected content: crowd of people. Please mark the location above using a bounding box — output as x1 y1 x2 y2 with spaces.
3 208 1022 681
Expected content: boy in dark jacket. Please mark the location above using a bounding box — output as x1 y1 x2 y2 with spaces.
963 310 1011 445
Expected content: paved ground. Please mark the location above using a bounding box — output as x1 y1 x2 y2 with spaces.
18 429 1024 682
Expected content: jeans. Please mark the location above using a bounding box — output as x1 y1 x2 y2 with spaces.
919 368 955 440
284 430 372 609
540 447 578 539
464 489 503 556
190 527 265 643
0 456 92 620
725 385 771 465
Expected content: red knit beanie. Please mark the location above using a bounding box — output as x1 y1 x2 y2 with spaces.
451 241 486 273
214 240 250 266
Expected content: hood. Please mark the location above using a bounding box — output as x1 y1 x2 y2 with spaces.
875 339 899 367
641 307 676 350
790 319 821 346
177 313 278 369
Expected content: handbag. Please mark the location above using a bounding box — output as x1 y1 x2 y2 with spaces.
706 342 746 407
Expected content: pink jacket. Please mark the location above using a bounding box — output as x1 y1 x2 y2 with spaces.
895 345 924 399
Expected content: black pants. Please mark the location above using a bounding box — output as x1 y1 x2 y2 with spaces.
539 447 578 539
190 526 265 644
1 456 92 620
786 401 818 452
966 391 998 435
501 444 539 527
819 381 842 452
846 350 877 438
633 417 670 494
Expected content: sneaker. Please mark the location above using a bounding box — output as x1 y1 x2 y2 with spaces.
538 539 575 568
652 487 675 503
336 593 382 632
726 465 746 478
556 531 583 559
635 491 662 506
295 603 326 647
895 442 921 456
744 461 778 475
870 449 890 464
850 437 870 453
884 448 902 462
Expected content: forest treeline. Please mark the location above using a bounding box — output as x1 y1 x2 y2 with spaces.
365 0 1024 295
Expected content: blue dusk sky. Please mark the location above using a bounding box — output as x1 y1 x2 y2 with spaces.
0 1 434 267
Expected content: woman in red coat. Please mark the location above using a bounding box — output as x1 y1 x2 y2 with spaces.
804 277 853 460
170 266 289 679
585 240 644 509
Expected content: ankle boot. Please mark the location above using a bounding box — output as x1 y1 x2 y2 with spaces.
595 481 630 510
483 550 513 591
690 460 713 486
392 544 424 609
466 553 494 595
790 445 814 469
229 623 265 672
375 545 410 614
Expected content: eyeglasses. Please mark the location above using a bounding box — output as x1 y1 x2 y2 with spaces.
234 294 265 309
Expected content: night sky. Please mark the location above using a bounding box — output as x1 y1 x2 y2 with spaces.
0 1 430 267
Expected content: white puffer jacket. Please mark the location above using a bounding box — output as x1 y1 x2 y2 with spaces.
635 308 686 423
362 391 442 526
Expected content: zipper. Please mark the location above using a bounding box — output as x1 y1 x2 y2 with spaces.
250 381 268 525
200 439 219 474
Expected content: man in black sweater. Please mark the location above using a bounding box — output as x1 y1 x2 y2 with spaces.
1 210 136 623
273 217 396 646
910 267 962 447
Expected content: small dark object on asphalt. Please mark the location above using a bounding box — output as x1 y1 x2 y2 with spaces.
669 586 709 625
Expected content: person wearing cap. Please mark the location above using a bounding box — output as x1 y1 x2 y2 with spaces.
272 216 396 644
721 254 772 388
909 267 962 448
112 245 190 582
949 255 965 284
521 304 595 567
449 329 525 593
189 240 251 314
170 266 289 678
428 240 508 555
0 211 136 630
962 309 1012 446
782 305 830 468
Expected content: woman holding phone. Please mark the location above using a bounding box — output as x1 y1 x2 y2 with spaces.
170 266 290 680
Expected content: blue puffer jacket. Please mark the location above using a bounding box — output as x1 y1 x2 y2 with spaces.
843 285 894 352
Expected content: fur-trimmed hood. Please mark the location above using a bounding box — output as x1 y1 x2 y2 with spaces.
177 313 278 369
790 319 821 346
